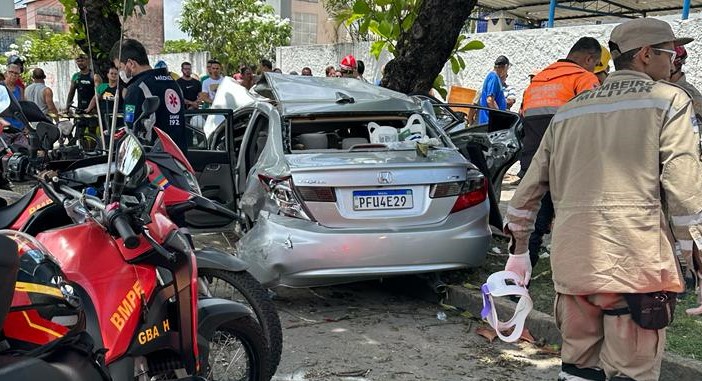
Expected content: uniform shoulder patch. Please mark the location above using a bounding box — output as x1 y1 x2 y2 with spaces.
124 104 136 123
164 88 181 114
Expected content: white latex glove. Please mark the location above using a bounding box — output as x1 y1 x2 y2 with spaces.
505 252 532 286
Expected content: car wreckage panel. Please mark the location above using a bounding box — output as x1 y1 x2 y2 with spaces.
198 76 494 288
236 205 490 288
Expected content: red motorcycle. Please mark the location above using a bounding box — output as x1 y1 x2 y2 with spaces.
0 92 283 378
2 131 270 380
0 230 111 381
146 127 283 376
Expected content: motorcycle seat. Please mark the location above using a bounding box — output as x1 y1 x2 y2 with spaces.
0 354 75 381
0 188 38 229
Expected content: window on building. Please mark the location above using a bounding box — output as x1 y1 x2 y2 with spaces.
291 12 318 45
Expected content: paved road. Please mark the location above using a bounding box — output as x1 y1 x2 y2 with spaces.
11 170 557 380
191 182 561 381
268 280 560 381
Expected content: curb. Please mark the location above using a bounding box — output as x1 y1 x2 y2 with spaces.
447 285 702 381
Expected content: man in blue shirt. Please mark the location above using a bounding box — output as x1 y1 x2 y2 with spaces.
478 55 510 124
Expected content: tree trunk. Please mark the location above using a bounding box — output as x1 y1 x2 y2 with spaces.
75 0 123 78
382 0 477 95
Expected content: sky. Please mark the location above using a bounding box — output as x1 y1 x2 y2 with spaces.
164 0 188 41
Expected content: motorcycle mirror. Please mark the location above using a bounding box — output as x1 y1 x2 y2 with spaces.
36 122 60 150
0 86 9 115
19 101 53 124
116 133 145 177
132 96 160 130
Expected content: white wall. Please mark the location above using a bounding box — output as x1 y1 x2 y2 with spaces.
276 17 702 109
34 51 209 109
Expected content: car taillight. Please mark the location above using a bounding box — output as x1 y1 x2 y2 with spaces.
297 186 336 202
258 174 312 220
429 170 487 213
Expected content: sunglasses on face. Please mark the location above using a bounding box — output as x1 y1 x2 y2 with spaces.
652 48 677 64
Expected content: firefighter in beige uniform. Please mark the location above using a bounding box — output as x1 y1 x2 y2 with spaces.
503 18 701 381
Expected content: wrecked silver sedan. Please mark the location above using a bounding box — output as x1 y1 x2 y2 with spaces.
185 74 520 288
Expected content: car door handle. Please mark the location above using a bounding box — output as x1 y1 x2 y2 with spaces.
205 164 221 171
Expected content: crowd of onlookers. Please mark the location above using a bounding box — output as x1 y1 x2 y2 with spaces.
0 53 372 115
0 52 374 145
174 54 371 110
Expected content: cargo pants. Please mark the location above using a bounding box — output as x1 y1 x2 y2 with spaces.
555 293 666 381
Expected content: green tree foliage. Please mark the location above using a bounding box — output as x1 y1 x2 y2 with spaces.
162 39 205 54
59 0 148 75
323 0 372 42
179 0 291 71
326 0 482 97
20 28 80 63
2 29 79 82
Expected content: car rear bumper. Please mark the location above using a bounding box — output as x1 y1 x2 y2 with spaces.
235 200 491 288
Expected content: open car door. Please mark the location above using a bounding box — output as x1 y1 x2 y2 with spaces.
182 109 237 231
415 95 523 228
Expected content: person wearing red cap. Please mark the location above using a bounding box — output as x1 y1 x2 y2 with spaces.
338 54 357 78
670 46 702 119
505 18 699 381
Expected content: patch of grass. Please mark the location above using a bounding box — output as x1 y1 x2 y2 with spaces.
667 293 702 360
453 235 702 360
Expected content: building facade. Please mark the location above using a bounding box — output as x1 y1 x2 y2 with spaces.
271 0 345 45
12 0 164 54
15 0 67 32
123 0 165 54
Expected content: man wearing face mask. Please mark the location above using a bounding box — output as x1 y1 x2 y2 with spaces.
109 39 187 154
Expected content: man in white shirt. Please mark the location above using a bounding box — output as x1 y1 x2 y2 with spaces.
201 59 223 103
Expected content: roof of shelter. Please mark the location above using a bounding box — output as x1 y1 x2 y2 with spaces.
477 0 702 26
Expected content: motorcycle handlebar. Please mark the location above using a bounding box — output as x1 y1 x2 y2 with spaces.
110 212 140 249
58 184 105 211
58 184 139 249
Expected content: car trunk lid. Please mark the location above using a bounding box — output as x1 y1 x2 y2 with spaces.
286 150 472 228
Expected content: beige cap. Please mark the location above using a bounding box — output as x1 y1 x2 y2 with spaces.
609 18 693 58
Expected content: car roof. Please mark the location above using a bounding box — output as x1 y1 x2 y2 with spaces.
253 73 422 116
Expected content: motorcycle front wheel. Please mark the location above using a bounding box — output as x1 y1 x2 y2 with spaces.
198 269 282 378
199 315 269 381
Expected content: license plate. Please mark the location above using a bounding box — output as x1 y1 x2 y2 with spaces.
352 189 413 210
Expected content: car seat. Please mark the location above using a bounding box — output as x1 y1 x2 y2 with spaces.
342 137 369 149
297 133 328 150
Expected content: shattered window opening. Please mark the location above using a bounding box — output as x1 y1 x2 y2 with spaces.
285 114 450 153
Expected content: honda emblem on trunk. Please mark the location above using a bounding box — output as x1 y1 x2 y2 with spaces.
378 171 393 184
